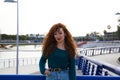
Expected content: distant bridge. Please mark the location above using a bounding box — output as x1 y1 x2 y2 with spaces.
0 42 42 45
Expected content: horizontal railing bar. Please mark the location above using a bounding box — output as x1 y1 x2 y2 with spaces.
81 55 120 76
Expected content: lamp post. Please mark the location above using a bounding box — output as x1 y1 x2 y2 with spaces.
107 25 112 41
4 0 19 74
4 0 13 2
4 0 17 2
16 0 19 74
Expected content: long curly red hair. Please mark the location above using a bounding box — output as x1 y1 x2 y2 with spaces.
42 23 77 58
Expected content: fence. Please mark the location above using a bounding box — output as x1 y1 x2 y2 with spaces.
0 57 39 69
77 56 120 76
77 46 120 76
79 46 120 56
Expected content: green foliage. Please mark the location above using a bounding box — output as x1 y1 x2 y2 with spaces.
1 34 27 40
117 26 120 40
1 34 16 40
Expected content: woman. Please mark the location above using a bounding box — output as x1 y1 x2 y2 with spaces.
39 23 77 80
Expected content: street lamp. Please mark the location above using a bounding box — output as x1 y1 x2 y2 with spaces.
115 12 120 15
4 0 19 74
107 25 111 29
16 0 19 74
107 25 112 41
4 0 17 2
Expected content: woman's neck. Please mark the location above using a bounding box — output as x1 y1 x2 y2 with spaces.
57 42 65 50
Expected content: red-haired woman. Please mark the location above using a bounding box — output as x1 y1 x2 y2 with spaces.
39 23 77 80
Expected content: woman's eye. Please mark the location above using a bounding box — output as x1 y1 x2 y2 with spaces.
59 32 62 34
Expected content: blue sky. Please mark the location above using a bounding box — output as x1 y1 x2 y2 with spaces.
0 0 120 36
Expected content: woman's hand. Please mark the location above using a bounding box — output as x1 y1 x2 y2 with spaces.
44 69 51 76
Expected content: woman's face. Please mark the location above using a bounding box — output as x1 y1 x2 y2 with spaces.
54 28 65 44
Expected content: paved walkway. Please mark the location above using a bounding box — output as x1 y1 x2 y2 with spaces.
0 64 39 74
90 52 120 67
0 64 82 75
0 65 82 75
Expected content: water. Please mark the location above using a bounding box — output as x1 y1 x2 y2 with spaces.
0 45 42 59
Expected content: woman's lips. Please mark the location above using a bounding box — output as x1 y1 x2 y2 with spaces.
57 38 60 40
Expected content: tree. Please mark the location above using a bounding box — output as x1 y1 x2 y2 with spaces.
117 26 120 40
86 31 101 41
103 30 107 34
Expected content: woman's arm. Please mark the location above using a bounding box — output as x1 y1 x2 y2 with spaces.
39 55 47 74
69 57 76 80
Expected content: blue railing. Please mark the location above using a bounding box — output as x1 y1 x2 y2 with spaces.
0 75 120 80
79 46 120 56
77 56 120 76
77 46 120 76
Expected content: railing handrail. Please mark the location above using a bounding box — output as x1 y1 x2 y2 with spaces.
81 55 120 75
79 46 120 56
81 46 120 50
77 46 120 76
